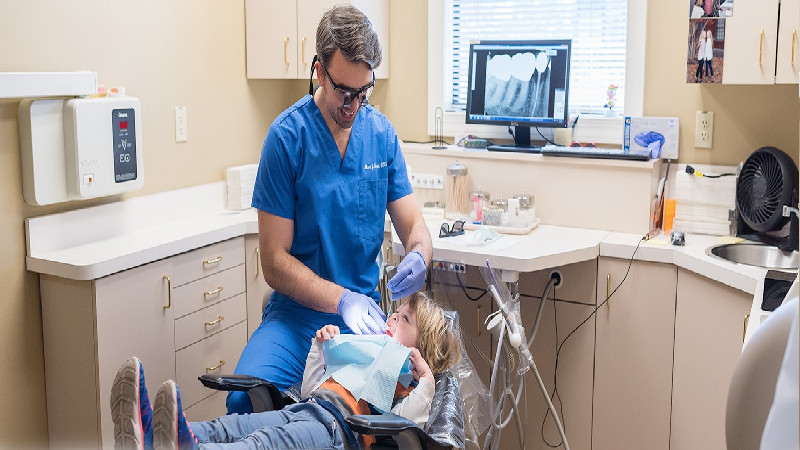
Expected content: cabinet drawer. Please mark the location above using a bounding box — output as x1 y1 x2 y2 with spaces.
184 390 228 423
175 321 247 409
171 237 245 286
175 293 247 350
173 265 245 318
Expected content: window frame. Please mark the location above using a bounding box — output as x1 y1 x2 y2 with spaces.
427 0 647 145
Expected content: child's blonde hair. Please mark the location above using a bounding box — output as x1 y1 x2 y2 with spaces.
403 292 461 374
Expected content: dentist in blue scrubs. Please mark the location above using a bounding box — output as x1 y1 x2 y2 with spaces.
228 4 432 414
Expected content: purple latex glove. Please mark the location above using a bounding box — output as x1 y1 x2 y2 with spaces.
634 131 665 159
387 251 427 301
337 289 386 335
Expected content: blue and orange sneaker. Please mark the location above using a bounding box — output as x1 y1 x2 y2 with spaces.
153 380 198 450
111 356 153 449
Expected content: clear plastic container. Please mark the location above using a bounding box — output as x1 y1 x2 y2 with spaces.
445 162 470 220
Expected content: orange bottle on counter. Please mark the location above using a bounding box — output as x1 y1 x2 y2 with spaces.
663 198 676 234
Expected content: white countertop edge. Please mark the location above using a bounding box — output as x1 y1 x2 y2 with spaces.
600 232 767 295
27 209 259 280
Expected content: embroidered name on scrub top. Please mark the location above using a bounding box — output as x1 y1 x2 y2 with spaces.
316 334 414 413
364 161 387 170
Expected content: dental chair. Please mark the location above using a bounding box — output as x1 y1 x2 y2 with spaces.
199 311 467 450
725 296 799 450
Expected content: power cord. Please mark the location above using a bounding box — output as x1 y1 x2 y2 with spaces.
535 127 556 146
685 165 735 178
455 270 488 301
507 125 556 146
540 285 566 448
540 235 647 447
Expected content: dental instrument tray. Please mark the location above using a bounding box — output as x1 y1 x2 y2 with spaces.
463 218 540 235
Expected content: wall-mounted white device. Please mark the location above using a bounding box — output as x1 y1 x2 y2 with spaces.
19 97 144 205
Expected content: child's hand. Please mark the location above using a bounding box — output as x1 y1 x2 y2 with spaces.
315 325 340 343
409 348 435 386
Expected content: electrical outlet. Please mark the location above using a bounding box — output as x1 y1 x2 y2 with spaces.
175 106 187 142
410 173 444 190
695 110 713 148
432 260 466 273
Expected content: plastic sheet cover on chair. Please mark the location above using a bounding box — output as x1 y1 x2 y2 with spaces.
442 310 492 449
424 370 465 448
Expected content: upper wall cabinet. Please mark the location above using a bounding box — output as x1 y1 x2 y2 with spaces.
776 0 799 83
722 0 798 84
245 0 389 80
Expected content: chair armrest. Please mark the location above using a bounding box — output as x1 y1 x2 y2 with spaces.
347 413 417 435
347 414 452 450
198 374 285 412
198 374 273 392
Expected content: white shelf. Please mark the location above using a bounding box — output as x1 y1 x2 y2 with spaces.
0 72 97 98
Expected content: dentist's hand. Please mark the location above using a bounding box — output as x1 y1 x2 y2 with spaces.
337 289 386 335
387 251 427 301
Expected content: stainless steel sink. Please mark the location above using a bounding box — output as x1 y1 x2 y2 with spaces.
706 243 799 270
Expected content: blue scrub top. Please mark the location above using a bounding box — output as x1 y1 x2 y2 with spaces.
252 95 413 323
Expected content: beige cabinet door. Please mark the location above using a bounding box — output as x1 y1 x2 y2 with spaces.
776 0 800 84
245 234 273 338
592 257 677 450
245 0 299 78
95 258 176 447
352 0 389 79
722 0 780 84
296 0 339 78
500 297 596 450
246 0 387 79
670 268 753 450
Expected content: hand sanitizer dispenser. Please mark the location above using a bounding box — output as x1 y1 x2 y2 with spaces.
19 96 144 205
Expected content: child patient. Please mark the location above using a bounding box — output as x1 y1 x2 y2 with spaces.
111 291 460 450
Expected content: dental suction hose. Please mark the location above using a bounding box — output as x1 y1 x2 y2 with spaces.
487 277 571 450
488 285 533 373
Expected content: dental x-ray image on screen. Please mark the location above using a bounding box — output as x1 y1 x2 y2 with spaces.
465 40 571 150
484 51 551 118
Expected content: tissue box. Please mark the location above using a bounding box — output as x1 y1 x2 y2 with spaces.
226 163 259 210
623 116 679 159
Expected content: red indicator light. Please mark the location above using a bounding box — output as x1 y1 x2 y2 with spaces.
120 121 128 130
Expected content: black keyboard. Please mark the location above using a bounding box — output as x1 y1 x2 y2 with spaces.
487 144 542 154
540 146 650 161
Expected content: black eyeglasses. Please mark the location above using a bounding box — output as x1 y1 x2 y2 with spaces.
439 220 465 238
322 67 374 108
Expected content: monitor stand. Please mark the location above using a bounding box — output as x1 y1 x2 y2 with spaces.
487 126 542 153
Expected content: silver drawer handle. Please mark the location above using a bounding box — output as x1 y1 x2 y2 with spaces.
203 256 223 266
204 286 223 297
204 315 224 327
206 360 225 372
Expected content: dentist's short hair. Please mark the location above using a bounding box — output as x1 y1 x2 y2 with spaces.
316 4 382 70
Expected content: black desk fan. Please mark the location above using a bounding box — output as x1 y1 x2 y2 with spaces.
735 146 799 252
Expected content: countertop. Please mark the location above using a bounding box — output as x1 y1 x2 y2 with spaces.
26 181 791 341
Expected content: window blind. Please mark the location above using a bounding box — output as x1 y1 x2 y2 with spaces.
446 0 628 116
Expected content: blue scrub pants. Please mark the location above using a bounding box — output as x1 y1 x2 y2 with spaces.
190 402 344 449
227 298 350 414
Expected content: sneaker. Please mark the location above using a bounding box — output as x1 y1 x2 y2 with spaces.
153 380 198 450
111 356 153 450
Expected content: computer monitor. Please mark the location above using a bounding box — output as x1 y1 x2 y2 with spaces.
465 40 571 153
